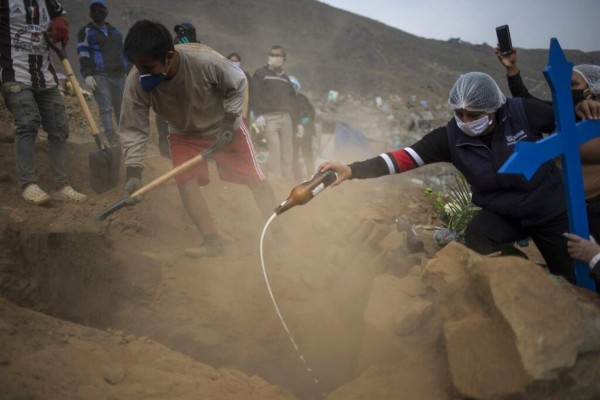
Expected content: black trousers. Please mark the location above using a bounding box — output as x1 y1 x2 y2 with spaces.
464 209 574 284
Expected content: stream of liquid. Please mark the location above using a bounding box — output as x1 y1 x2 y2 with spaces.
260 213 321 387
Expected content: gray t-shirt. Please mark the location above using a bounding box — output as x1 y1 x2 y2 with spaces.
119 43 246 169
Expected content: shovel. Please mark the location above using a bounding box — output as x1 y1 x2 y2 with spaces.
46 37 120 194
95 131 232 222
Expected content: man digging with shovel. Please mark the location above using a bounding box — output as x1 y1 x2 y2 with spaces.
119 20 278 257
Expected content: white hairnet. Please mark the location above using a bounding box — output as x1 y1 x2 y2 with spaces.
448 72 506 113
574 64 600 96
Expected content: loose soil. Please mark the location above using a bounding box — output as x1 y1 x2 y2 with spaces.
0 95 544 399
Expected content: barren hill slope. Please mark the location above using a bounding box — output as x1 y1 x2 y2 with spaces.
60 0 600 100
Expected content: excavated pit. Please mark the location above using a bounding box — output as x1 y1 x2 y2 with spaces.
0 201 387 400
0 214 131 327
0 126 438 399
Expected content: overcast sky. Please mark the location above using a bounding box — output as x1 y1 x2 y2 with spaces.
318 0 600 52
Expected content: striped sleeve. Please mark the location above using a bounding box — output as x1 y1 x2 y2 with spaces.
348 125 452 179
348 149 418 179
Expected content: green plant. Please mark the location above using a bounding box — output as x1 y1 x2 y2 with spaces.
425 174 480 237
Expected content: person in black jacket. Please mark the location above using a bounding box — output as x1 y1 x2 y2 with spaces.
250 45 296 180
77 0 129 147
320 72 577 283
288 76 317 179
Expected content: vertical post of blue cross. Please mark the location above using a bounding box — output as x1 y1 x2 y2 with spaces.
499 39 600 291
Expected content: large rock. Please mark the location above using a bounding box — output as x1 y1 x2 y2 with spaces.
355 273 451 400
346 242 600 400
470 255 600 380
444 314 530 398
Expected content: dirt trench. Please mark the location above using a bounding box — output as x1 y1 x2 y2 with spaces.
0 212 129 327
0 174 405 400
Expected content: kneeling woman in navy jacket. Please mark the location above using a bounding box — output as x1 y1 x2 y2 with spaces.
321 72 574 283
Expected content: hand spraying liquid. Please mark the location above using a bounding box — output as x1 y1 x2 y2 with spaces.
259 169 337 393
274 170 338 215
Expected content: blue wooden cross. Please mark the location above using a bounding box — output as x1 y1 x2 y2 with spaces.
499 38 600 291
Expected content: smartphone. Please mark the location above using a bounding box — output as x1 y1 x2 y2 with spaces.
496 25 513 55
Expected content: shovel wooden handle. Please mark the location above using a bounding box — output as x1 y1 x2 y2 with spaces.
95 154 205 222
46 37 106 150
132 152 205 198
95 131 233 222
129 131 231 200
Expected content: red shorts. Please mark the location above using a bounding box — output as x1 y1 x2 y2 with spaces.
168 122 266 186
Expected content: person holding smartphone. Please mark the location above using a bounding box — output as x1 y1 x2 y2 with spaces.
494 44 600 259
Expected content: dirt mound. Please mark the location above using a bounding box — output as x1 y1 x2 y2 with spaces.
0 97 443 398
0 297 295 400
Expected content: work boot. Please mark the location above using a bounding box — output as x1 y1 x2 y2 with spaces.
52 185 88 203
184 236 224 258
22 183 51 206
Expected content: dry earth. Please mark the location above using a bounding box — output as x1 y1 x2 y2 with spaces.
0 94 445 399
1 89 597 400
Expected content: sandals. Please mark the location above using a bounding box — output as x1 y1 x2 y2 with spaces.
52 185 88 203
22 184 51 205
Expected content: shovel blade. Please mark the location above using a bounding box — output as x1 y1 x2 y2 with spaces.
89 146 121 194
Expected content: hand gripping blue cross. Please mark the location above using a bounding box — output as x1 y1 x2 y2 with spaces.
499 39 600 291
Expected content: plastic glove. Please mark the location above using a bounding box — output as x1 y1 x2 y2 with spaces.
254 115 266 130
50 15 69 45
124 177 142 205
295 125 304 139
85 76 97 91
221 112 238 145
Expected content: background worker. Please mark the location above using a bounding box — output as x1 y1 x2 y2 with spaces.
77 0 129 147
250 45 296 180
288 76 317 179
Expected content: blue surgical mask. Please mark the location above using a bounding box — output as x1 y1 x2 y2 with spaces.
139 73 166 92
139 62 171 92
455 115 493 137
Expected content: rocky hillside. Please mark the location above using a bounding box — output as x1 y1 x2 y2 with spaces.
60 0 600 101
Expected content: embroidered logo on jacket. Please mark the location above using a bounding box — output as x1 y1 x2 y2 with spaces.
506 130 527 146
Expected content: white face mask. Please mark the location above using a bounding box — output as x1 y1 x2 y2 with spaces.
231 61 241 69
455 115 493 137
268 56 284 69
